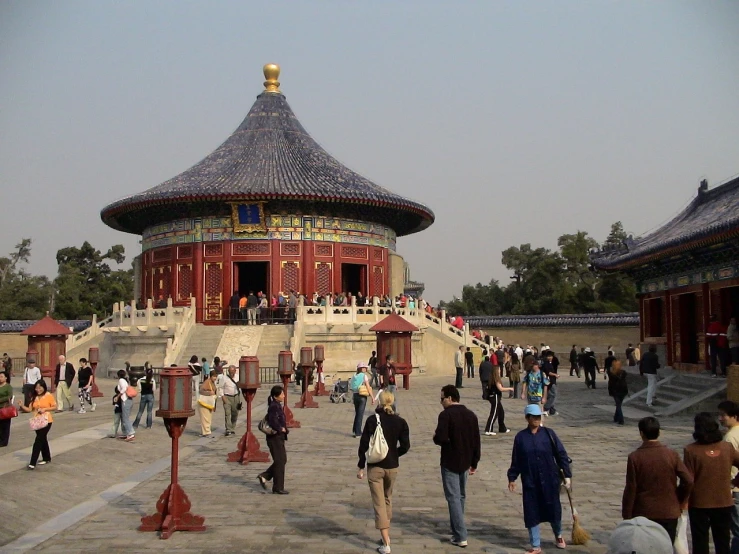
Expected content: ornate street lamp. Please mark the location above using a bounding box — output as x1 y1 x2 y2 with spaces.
313 344 329 396
278 350 300 428
294 347 318 408
139 367 205 539
227 356 270 464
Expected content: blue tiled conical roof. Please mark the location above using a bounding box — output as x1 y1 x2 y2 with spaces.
101 66 434 237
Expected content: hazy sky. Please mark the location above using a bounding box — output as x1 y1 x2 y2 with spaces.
2 1 738 305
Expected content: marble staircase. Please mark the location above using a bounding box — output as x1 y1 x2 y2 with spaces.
175 325 226 367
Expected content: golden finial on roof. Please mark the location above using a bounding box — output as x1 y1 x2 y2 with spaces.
263 63 281 93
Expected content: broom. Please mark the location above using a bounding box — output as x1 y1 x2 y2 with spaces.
562 481 590 545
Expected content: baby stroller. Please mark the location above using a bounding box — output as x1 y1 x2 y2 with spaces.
329 376 349 403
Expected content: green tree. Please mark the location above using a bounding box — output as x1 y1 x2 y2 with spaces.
0 239 53 319
53 242 133 319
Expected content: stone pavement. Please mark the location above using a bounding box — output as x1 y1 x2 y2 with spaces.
1 372 699 553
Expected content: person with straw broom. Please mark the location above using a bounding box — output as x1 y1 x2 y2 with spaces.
507 404 575 553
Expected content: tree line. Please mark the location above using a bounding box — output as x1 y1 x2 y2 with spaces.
438 222 637 316
0 239 133 320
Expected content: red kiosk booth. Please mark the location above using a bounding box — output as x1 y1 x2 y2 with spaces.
370 313 418 390
20 314 72 391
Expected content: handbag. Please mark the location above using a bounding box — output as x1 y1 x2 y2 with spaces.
198 395 216 410
358 384 370 396
29 412 49 431
366 413 389 464
258 414 276 435
0 405 18 420
126 385 138 398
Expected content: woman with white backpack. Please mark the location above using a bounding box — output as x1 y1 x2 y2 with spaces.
351 361 374 437
357 390 411 554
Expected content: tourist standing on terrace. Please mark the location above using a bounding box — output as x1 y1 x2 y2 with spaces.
707 314 729 378
639 345 660 407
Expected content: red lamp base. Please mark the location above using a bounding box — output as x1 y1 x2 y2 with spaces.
294 390 319 409
284 405 301 428
139 483 206 539
313 381 331 396
227 431 270 465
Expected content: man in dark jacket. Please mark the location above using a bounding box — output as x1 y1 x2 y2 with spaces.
640 344 660 407
434 385 480 548
54 354 76 412
622 416 693 542
464 347 474 379
582 348 599 389
478 356 494 399
569 345 579 377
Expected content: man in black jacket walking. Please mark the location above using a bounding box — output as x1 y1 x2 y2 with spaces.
569 345 579 377
434 384 481 548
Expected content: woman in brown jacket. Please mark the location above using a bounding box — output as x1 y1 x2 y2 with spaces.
684 412 739 554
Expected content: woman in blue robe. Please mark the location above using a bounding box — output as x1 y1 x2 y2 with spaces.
507 404 572 553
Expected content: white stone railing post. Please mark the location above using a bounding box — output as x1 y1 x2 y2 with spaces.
129 300 136 327
373 296 379 322
146 299 153 325
166 298 174 325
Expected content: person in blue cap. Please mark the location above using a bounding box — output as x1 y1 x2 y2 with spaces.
508 404 572 553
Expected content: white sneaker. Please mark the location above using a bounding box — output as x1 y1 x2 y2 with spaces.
91 403 96 412
451 538 468 547
543 411 549 417
484 431 496 436
78 409 86 414
377 545 391 554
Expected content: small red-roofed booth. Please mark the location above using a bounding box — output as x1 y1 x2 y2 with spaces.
370 313 418 390
20 314 72 390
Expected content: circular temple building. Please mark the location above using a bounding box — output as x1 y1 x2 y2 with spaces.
101 64 434 322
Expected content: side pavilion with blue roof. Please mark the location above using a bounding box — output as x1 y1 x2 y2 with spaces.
591 176 739 372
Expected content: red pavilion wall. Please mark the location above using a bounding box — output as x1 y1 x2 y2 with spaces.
140 240 390 322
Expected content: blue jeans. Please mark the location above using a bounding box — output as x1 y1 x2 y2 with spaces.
441 466 468 542
528 520 563 548
352 393 367 436
121 397 134 437
133 393 154 428
387 384 397 413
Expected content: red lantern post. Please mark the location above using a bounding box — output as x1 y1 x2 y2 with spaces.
294 347 318 409
139 367 205 539
278 351 300 428
88 347 104 398
312 344 330 396
227 356 270 465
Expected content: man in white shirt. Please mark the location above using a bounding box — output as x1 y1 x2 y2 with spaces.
22 359 42 405
514 344 524 362
221 365 241 436
454 346 464 388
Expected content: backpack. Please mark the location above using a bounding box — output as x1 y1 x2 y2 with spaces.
366 413 389 464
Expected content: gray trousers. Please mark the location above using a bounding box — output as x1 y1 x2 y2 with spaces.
543 384 557 413
223 394 240 432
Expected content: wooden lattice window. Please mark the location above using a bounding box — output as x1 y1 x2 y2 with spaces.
373 249 383 261
204 244 223 257
233 242 270 255
315 263 331 295
315 244 332 257
342 245 368 259
153 248 171 262
178 245 192 259
205 263 222 297
178 265 193 300
281 243 301 256
282 262 299 293
373 266 384 296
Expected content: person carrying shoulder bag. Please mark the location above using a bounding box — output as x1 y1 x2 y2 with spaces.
351 362 374 438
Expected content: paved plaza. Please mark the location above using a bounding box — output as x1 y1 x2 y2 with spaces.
0 373 698 554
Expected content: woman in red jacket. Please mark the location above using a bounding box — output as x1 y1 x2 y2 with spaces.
684 412 739 554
